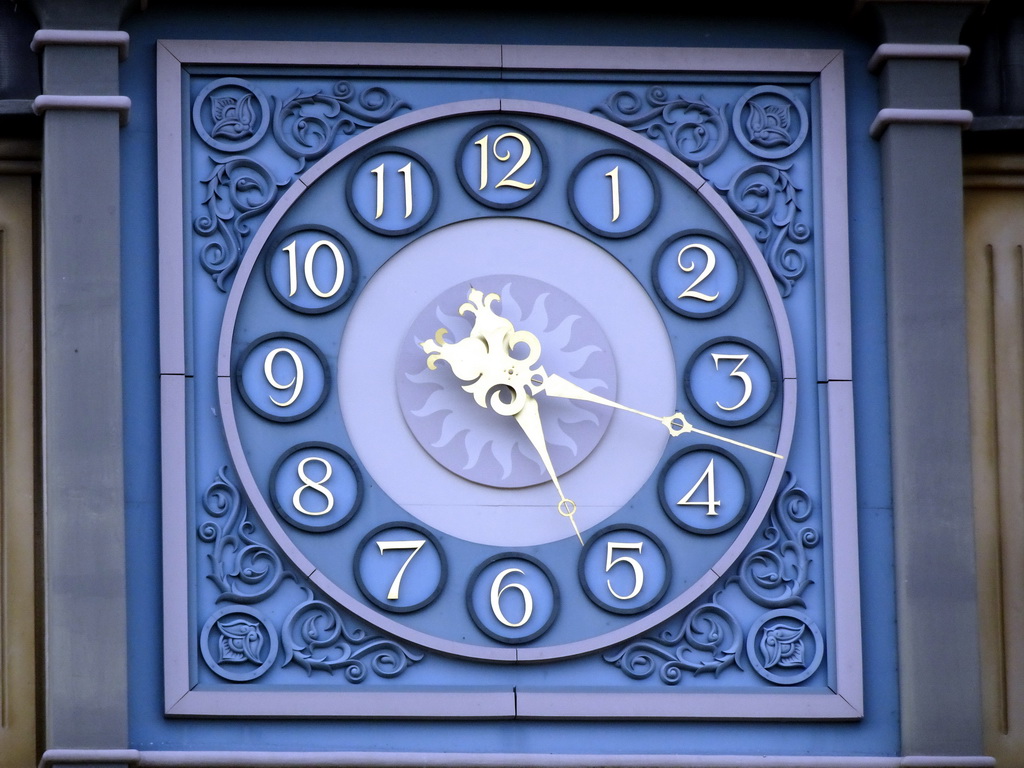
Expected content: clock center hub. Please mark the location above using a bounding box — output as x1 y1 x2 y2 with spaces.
399 277 617 488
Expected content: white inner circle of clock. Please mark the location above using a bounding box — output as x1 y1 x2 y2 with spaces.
339 218 675 547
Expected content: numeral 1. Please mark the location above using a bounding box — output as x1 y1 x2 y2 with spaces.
605 165 621 222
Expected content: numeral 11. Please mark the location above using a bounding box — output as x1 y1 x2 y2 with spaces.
371 161 414 220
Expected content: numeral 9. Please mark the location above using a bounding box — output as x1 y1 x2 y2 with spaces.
264 347 304 407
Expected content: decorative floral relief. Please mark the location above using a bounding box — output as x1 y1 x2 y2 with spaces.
746 102 793 147
193 78 271 152
732 471 818 608
200 605 280 682
193 156 288 290
214 94 258 139
592 87 729 167
217 615 267 663
732 85 809 160
273 82 411 163
282 592 424 683
605 473 821 686
603 599 743 684
745 609 824 685
759 620 806 668
715 163 811 297
198 466 292 604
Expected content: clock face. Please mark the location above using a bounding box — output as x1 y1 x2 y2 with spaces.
219 102 795 661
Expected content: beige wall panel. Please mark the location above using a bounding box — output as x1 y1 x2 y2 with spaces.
0 168 37 767
965 155 1024 768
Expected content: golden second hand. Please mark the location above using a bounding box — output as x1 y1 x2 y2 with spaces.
531 371 783 460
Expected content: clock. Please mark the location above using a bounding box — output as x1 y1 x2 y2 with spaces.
219 100 794 661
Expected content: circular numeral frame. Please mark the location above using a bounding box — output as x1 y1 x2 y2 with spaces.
269 441 362 533
354 522 447 613
467 553 559 645
652 230 745 319
684 336 779 427
578 524 671 615
456 119 547 210
235 332 330 423
659 444 752 535
264 225 358 315
346 145 439 236
568 149 660 239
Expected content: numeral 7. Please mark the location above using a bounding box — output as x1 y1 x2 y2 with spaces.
376 539 426 600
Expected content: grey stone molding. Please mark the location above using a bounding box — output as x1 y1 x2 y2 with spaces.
869 107 974 138
29 28 130 59
868 42 972 71
867 40 976 139
31 94 131 125
35 749 997 768
30 28 132 125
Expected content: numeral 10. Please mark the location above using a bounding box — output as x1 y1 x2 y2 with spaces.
282 239 345 299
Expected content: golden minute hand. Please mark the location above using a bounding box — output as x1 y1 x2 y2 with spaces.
530 370 783 460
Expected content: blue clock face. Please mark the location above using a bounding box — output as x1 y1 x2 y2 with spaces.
218 103 795 661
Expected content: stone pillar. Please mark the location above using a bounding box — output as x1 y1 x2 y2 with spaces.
27 0 137 756
863 0 986 758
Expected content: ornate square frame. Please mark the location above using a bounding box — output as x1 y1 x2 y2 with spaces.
157 41 861 719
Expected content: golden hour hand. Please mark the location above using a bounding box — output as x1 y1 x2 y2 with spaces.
420 288 582 543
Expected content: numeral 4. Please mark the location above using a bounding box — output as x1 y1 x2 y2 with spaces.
677 458 721 516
